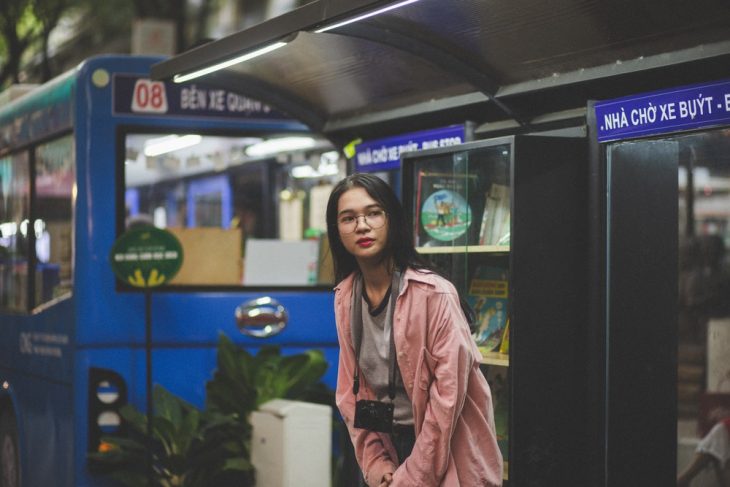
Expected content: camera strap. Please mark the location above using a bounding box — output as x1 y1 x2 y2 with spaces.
351 269 401 400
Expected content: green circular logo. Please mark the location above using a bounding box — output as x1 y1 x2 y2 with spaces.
109 227 183 288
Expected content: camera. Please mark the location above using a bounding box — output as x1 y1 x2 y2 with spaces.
354 400 394 433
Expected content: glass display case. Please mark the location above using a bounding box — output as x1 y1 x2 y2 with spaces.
401 135 592 485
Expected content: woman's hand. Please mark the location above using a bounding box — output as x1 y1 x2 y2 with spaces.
378 472 393 487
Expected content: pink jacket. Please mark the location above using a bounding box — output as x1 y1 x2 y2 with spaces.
334 268 503 486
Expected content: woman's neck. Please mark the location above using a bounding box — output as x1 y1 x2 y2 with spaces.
359 259 393 307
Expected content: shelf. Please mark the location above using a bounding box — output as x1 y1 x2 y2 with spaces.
480 351 510 367
416 245 510 254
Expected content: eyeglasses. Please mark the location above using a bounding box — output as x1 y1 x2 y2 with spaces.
337 209 387 234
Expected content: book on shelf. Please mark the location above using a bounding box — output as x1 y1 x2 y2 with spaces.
478 183 510 246
498 318 510 354
414 170 477 247
467 266 509 351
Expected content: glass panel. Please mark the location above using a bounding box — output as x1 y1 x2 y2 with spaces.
403 140 511 476
408 144 511 249
461 143 511 476
608 128 730 485
406 143 511 291
124 132 341 287
463 144 511 248
34 135 75 307
673 128 730 486
0 152 30 312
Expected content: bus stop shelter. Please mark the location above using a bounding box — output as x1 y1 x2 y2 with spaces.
151 0 730 144
151 1 730 485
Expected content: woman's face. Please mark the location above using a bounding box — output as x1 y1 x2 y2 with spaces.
336 187 389 265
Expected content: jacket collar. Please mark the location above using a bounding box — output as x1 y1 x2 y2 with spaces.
334 267 435 296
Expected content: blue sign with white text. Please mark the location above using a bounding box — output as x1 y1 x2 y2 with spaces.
354 125 466 172
113 74 291 121
595 79 730 142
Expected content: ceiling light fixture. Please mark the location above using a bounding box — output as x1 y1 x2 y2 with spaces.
144 134 202 157
314 0 420 33
173 40 290 83
245 137 317 157
292 160 340 179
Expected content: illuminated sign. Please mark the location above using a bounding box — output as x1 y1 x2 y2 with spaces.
595 78 730 142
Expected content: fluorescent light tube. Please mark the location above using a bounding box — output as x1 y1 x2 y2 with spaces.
245 137 316 157
144 134 202 157
173 41 289 83
292 160 339 179
315 0 420 33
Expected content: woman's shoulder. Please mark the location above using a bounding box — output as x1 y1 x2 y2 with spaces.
333 272 357 294
403 267 457 294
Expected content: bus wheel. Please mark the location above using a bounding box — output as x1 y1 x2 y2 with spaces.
0 410 20 487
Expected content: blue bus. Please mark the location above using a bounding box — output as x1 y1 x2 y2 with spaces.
0 55 340 487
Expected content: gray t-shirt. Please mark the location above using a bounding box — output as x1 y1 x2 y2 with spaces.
358 289 414 426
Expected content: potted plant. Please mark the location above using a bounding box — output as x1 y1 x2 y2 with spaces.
89 333 332 486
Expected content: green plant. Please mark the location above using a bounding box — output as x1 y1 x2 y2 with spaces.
89 385 251 487
88 333 331 486
205 333 329 416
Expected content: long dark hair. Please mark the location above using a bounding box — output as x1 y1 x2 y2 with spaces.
326 173 430 283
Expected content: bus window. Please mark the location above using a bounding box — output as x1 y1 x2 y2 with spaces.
123 132 338 287
0 152 30 312
34 135 75 307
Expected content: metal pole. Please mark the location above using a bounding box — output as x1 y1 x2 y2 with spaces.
145 290 153 486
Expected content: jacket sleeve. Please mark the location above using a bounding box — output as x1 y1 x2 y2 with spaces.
334 297 397 486
392 288 474 486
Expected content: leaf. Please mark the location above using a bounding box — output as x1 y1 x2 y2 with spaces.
252 345 281 366
281 350 328 397
177 408 201 454
222 457 252 471
119 404 148 434
207 334 257 416
151 416 178 455
218 334 253 384
199 410 238 430
206 373 255 415
154 385 189 425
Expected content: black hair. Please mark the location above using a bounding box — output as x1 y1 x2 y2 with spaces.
325 173 431 283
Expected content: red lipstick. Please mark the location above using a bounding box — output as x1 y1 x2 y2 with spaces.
356 238 374 248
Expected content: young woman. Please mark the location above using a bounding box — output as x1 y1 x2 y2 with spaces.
326 173 503 487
